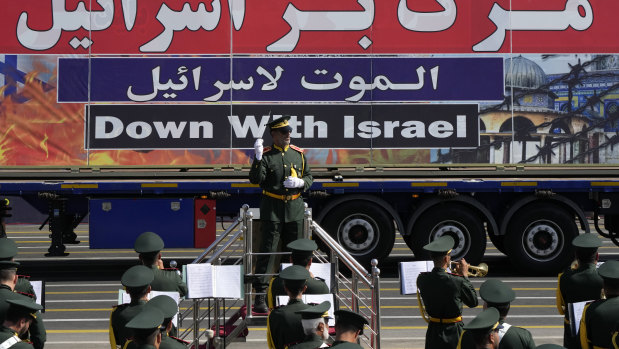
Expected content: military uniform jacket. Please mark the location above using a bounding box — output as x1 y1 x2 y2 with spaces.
330 340 363 348
288 333 327 349
417 267 478 349
0 326 34 349
249 144 313 223
0 285 45 349
268 275 329 309
109 299 147 349
458 321 536 349
556 263 603 348
148 265 188 297
123 332 188 349
579 297 619 349
267 298 307 349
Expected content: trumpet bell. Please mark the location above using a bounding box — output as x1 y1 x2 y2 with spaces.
450 261 489 277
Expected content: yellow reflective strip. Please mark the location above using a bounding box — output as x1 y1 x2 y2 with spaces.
411 182 447 187
231 183 260 188
591 181 619 186
141 183 178 188
501 182 537 187
322 183 359 187
60 184 98 189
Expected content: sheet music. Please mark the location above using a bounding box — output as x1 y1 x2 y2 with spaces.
30 281 43 307
569 300 592 337
275 294 336 326
117 290 181 327
399 261 433 295
213 265 243 299
186 263 214 298
281 263 332 289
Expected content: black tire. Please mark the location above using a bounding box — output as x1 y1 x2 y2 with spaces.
407 205 486 265
504 203 577 275
320 201 395 267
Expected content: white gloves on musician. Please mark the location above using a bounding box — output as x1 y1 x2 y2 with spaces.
254 139 263 160
284 177 305 188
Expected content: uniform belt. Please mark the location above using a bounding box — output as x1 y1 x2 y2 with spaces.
263 190 301 201
429 316 462 324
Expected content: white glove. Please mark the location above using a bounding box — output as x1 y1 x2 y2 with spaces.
254 139 263 160
284 176 305 188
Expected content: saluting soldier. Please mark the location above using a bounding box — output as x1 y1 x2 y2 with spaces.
0 297 44 349
124 306 165 349
289 301 331 349
579 260 619 349
417 235 478 349
461 308 503 349
134 232 187 297
556 234 603 348
124 295 187 349
458 279 535 349
267 265 311 349
331 309 368 349
267 238 329 310
250 115 313 313
0 238 45 349
109 265 154 349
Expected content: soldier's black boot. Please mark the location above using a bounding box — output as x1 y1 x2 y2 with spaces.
254 294 268 314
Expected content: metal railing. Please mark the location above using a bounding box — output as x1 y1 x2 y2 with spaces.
179 204 381 349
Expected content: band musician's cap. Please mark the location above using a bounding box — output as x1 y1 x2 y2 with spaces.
134 232 165 254
535 345 567 349
479 279 515 304
463 307 503 331
0 238 19 259
126 306 164 330
295 301 331 319
334 309 368 331
268 115 292 132
279 265 310 281
572 234 602 249
6 296 43 320
0 260 19 269
287 238 318 256
598 260 619 280
121 265 154 288
146 295 178 319
422 235 455 254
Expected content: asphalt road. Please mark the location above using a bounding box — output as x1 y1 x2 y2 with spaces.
8 223 619 349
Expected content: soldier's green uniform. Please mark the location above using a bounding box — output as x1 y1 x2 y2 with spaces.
124 295 186 349
289 301 331 349
109 265 154 349
535 345 566 349
125 306 164 349
458 279 535 349
579 260 619 349
0 297 44 349
331 310 367 349
267 266 310 349
556 234 603 349
134 232 188 297
0 238 45 349
268 239 329 309
249 116 313 305
461 308 502 348
417 236 478 349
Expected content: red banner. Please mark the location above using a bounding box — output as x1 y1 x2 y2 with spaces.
1 0 616 54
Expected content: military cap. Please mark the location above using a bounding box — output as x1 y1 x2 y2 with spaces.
121 265 154 288
422 235 455 254
334 309 368 331
126 306 164 330
572 234 602 248
146 295 178 319
134 232 165 254
479 279 515 304
463 307 502 331
287 238 317 255
6 296 43 319
535 345 566 349
296 301 331 319
0 260 19 269
598 260 619 280
280 265 310 281
268 115 292 132
0 238 18 259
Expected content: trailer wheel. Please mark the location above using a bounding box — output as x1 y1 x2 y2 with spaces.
504 203 577 274
321 202 395 266
408 205 486 264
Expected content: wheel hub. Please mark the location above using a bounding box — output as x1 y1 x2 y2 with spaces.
524 222 560 258
340 217 376 252
431 223 468 258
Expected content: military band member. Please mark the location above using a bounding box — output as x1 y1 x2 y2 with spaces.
458 279 535 349
124 295 187 349
417 235 478 349
267 265 311 349
124 306 165 349
0 297 44 349
134 232 187 297
267 238 329 310
556 234 603 348
462 308 503 349
289 301 331 349
109 265 154 349
331 309 368 349
579 260 619 349
250 115 313 314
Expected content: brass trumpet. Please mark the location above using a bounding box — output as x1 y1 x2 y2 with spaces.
450 261 489 277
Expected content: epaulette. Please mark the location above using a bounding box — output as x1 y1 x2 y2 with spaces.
162 267 178 271
17 274 30 280
169 335 190 345
16 291 35 299
289 144 304 153
263 146 272 153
